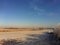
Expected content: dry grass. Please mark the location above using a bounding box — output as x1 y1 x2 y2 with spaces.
0 29 54 45
0 28 45 32
0 28 50 41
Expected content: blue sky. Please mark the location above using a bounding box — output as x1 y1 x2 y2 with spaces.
0 0 60 27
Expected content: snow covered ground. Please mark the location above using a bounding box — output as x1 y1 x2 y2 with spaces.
0 29 59 45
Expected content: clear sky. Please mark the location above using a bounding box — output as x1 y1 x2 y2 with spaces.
0 0 60 27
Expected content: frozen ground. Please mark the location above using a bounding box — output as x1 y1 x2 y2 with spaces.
0 29 60 45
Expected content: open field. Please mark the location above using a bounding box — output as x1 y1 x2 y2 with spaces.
0 29 59 45
0 29 51 40
0 28 40 32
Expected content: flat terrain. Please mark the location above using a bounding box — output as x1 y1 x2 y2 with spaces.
0 29 59 45
0 29 50 40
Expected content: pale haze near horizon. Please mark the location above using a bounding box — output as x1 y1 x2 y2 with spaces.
0 0 60 28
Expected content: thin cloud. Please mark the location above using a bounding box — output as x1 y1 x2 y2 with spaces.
29 0 60 16
29 0 46 16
